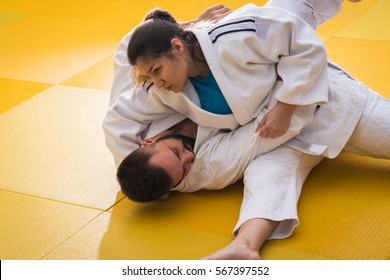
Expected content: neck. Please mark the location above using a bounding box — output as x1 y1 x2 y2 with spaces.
188 41 208 78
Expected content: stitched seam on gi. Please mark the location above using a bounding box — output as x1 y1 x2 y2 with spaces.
142 79 154 92
208 19 269 43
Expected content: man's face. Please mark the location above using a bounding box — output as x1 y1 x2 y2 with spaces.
148 135 195 188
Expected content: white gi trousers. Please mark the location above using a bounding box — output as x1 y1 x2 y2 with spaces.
265 0 343 29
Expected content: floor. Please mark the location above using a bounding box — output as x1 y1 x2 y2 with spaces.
0 0 389 260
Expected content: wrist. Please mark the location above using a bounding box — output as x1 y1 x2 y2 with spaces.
277 101 296 113
179 20 195 29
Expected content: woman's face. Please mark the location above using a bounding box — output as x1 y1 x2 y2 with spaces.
135 39 192 93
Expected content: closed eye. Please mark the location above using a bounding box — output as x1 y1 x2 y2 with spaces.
169 147 185 187
169 148 180 159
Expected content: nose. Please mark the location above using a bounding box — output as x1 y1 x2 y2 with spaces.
182 149 194 164
153 77 164 88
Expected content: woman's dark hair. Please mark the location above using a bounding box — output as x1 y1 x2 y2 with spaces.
127 8 204 69
117 145 171 203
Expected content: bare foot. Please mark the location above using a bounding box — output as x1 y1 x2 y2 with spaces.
201 240 261 260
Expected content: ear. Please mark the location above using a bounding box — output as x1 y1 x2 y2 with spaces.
140 137 156 147
171 38 184 54
158 192 170 200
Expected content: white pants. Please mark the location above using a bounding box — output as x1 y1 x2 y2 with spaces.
265 0 343 29
234 76 390 239
344 89 390 158
235 145 324 239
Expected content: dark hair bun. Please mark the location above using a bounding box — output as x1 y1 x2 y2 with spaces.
144 8 177 24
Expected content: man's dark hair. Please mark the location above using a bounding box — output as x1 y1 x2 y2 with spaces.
116 145 171 203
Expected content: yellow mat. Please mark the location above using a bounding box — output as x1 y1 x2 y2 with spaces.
0 0 389 260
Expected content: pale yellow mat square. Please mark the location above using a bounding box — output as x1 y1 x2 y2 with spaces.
0 190 100 259
0 85 120 209
42 212 232 260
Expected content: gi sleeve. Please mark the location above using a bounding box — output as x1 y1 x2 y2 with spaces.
103 30 179 168
262 6 329 105
103 86 178 168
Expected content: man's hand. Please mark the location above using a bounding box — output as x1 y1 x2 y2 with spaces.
180 4 232 28
255 102 296 139
195 4 232 23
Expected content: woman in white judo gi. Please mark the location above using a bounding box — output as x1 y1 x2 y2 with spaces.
104 1 335 168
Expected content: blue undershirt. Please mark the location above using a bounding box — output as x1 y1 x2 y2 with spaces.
189 70 232 115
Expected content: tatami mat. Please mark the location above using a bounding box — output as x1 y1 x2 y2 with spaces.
0 15 130 83
42 212 233 260
0 78 51 113
0 85 119 209
269 152 390 260
326 38 390 95
0 190 100 259
0 0 389 260
61 55 114 90
335 0 390 41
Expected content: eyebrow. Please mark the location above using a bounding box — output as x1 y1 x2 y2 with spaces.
147 64 155 74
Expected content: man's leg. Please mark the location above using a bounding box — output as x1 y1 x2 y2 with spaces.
265 0 344 30
344 88 390 159
203 146 324 259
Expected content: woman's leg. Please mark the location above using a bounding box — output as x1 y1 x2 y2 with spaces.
201 218 278 260
344 89 390 159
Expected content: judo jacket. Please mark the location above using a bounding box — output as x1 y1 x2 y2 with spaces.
173 62 368 193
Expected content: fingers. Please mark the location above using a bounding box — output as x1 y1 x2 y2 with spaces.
256 121 285 139
259 129 282 139
208 4 231 11
255 116 275 138
256 122 275 138
255 116 266 133
205 4 232 23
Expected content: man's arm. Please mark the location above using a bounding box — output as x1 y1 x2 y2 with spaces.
180 4 231 28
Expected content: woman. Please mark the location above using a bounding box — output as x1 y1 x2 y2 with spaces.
104 1 333 167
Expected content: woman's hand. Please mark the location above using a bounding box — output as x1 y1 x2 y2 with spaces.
256 102 296 139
